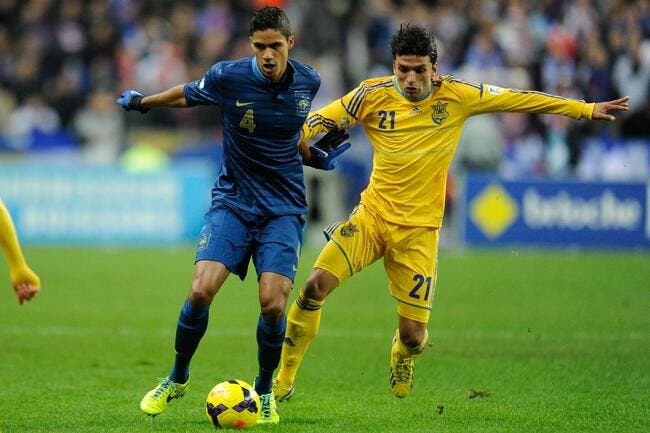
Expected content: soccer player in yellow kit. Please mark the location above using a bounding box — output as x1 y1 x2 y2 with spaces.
0 198 40 304
274 24 630 400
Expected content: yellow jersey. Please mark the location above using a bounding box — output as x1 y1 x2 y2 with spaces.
302 75 595 228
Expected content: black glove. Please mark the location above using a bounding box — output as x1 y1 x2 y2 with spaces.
116 90 149 113
303 130 351 170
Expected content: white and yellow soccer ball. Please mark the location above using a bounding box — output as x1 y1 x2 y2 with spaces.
205 379 260 429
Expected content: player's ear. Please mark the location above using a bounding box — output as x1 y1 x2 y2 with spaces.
287 35 295 50
432 63 437 75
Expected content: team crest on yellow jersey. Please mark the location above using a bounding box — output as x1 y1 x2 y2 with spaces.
431 101 449 125
339 222 358 238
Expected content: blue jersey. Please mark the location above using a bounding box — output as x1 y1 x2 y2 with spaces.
184 57 320 216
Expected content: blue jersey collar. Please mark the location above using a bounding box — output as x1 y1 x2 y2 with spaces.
392 76 432 102
251 57 295 87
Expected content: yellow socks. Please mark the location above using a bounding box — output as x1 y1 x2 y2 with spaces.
275 291 324 388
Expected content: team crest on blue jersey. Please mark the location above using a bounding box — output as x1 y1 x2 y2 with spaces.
339 222 358 238
294 90 312 116
197 234 210 251
431 101 449 125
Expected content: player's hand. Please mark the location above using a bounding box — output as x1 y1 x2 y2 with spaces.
303 129 351 171
116 90 149 113
10 265 40 305
591 96 630 121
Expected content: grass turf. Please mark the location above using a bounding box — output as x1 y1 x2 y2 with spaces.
0 247 648 433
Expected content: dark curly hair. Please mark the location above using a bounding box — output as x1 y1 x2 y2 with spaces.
390 24 438 64
250 6 292 39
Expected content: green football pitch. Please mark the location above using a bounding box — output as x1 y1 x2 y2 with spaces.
1 247 648 433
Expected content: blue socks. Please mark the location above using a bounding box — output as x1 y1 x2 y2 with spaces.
167 300 285 394
169 298 209 384
255 314 287 394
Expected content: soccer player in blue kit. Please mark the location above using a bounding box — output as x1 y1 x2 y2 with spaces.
117 6 349 424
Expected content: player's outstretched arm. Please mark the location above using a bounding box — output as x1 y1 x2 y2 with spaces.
0 199 41 305
302 129 351 171
590 96 630 121
116 84 189 113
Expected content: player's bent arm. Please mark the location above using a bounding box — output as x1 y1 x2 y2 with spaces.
0 199 41 303
299 129 351 170
141 84 189 109
301 83 364 142
297 132 312 161
0 199 27 271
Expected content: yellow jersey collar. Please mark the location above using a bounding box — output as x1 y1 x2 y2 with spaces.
392 76 433 102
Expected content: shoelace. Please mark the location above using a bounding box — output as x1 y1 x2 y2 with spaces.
260 395 271 417
152 377 173 399
394 358 413 382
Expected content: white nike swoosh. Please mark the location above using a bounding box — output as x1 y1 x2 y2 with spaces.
235 100 255 107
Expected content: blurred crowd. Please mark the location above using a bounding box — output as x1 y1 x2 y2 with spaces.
0 0 648 180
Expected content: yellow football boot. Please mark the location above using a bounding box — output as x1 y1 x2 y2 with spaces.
272 378 295 402
389 336 415 398
257 391 280 424
139 376 190 416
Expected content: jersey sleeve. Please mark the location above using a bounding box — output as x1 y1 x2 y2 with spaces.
459 81 595 120
310 69 321 98
302 85 362 141
184 62 225 107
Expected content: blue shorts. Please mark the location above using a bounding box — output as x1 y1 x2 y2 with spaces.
195 203 305 281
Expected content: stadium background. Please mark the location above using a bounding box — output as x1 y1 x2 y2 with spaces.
0 1 649 432
0 0 648 248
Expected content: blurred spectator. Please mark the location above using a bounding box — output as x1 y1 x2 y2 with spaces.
612 26 650 114
73 89 124 163
0 0 646 179
463 24 505 70
456 115 504 173
6 93 60 150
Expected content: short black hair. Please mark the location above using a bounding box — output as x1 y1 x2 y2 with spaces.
250 6 292 38
390 24 438 64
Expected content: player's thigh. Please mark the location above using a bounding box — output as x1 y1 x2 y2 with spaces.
384 226 439 324
253 214 305 281
314 204 385 285
195 204 253 280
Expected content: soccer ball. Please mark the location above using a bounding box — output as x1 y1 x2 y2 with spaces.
205 379 260 429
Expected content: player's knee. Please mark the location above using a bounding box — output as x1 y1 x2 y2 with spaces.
399 320 428 348
190 263 227 307
260 298 285 322
188 287 214 307
399 331 424 349
302 280 323 301
189 279 218 307
259 278 290 321
303 269 337 301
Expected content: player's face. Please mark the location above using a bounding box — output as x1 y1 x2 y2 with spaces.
250 29 295 82
393 55 436 101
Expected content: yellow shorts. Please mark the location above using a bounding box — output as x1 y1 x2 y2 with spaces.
314 203 439 323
